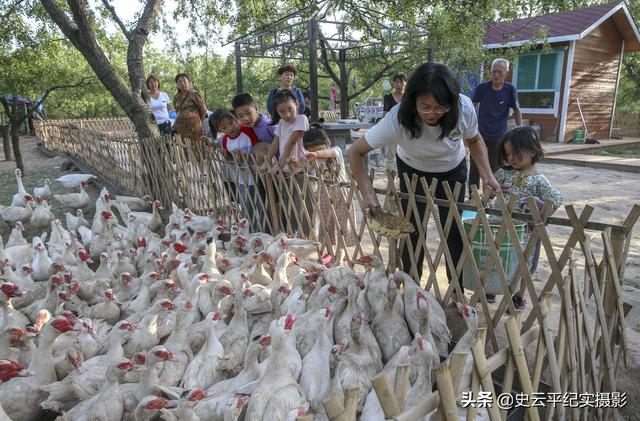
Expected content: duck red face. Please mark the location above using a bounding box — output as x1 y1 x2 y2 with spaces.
242 288 254 297
1 282 24 298
0 360 26 382
133 353 146 364
120 273 132 283
188 389 206 401
50 317 75 333
211 312 223 321
173 242 188 254
258 335 272 346
217 285 233 296
78 250 91 262
101 211 112 220
416 290 428 308
116 360 136 372
159 300 176 311
144 397 172 410
327 285 338 294
118 321 136 332
304 273 319 283
236 395 250 409
152 347 173 361
354 255 373 265
284 314 296 331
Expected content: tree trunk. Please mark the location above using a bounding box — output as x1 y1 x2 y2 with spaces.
10 123 23 173
1 125 11 161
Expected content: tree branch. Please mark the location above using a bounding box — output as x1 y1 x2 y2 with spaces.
101 0 130 38
66 0 95 42
1 0 25 19
40 0 80 42
128 0 161 100
15 77 95 124
347 58 407 101
317 32 340 84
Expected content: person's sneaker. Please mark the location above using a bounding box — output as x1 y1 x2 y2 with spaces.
485 293 496 303
512 293 526 310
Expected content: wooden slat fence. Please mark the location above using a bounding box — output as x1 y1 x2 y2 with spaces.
34 117 637 420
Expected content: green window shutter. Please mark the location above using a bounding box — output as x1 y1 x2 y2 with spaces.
517 55 537 90
537 53 558 89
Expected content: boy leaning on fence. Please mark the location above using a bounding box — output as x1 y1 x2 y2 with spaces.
210 109 260 222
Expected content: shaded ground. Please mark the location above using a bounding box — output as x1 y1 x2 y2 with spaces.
0 136 100 241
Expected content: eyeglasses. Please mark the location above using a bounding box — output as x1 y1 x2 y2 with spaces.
416 106 450 115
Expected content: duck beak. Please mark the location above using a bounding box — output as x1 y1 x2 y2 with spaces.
164 400 178 409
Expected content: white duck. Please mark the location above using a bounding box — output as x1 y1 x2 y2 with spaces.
299 307 333 416
0 195 34 225
337 312 382 411
56 359 137 421
0 316 78 421
158 388 206 421
29 197 55 229
6 222 28 248
395 271 451 354
128 200 163 233
124 299 176 357
372 278 412 363
203 334 270 399
180 312 225 390
0 282 29 329
445 302 480 392
53 180 91 210
11 169 28 207
89 288 121 325
134 395 178 421
156 301 192 387
66 209 89 232
243 314 306 421
31 237 53 282
33 178 52 200
55 173 97 189
114 194 152 212
218 292 250 377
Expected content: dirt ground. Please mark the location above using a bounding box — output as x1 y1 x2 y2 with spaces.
1 136 639 419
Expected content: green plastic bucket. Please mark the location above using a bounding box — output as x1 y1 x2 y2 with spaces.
462 217 527 295
572 128 586 144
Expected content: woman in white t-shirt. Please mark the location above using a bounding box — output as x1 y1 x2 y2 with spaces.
348 62 499 290
146 75 173 135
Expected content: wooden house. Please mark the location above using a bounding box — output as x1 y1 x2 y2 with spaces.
483 1 640 141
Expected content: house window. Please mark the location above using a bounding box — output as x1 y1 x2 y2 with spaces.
513 50 564 115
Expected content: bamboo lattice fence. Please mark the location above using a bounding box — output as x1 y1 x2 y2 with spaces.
34 117 638 420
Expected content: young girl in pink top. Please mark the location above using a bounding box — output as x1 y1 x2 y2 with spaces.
262 91 313 237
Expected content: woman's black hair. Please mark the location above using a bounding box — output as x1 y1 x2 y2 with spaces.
208 108 236 139
174 73 190 83
498 126 545 168
302 128 331 149
398 62 460 140
270 90 298 125
392 72 407 83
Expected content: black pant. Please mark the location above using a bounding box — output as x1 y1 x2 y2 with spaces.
468 136 500 192
398 156 467 287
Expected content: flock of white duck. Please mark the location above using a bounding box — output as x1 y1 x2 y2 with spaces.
0 170 484 421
